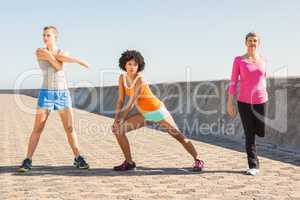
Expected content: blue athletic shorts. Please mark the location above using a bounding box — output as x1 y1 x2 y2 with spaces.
37 89 72 111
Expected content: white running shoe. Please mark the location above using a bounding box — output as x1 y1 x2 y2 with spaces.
246 168 259 176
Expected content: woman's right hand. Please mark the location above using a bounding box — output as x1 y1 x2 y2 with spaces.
111 119 121 134
78 60 90 68
227 96 237 118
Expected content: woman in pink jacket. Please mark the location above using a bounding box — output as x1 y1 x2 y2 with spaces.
227 32 268 176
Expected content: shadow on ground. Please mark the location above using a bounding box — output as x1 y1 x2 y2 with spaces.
0 165 246 176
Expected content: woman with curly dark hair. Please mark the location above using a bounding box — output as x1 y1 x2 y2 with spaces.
111 50 204 171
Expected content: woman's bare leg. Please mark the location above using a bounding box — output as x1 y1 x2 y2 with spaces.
26 108 50 159
158 115 199 160
113 113 146 163
58 108 80 157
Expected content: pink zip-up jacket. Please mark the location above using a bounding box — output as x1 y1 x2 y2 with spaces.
228 56 268 104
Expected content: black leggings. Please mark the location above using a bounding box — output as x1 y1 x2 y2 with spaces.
237 101 266 169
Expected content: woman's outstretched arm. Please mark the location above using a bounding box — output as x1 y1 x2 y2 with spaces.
55 51 90 68
114 75 126 121
112 75 126 133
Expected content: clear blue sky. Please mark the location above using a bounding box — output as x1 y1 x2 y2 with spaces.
1 0 299 89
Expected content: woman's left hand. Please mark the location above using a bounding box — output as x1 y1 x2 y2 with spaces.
36 48 52 60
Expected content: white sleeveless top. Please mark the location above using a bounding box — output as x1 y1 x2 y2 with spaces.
38 58 68 90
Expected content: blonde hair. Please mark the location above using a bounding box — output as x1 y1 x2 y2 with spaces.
43 26 58 40
245 32 259 42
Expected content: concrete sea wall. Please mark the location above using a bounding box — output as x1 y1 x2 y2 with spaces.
4 77 300 153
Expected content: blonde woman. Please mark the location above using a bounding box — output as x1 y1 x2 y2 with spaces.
19 26 90 172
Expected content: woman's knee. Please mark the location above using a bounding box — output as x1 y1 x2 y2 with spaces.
112 126 126 137
64 126 74 134
255 124 265 137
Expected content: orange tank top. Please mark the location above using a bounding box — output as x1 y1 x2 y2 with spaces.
122 74 161 112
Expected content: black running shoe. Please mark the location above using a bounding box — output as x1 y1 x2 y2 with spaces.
73 155 90 169
113 160 136 171
18 158 32 172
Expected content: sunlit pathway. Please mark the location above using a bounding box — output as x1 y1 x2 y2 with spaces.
0 94 299 200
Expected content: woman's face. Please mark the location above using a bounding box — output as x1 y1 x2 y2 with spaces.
43 29 56 46
245 36 260 52
125 59 139 74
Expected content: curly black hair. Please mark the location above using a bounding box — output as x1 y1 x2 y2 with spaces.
119 50 145 72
